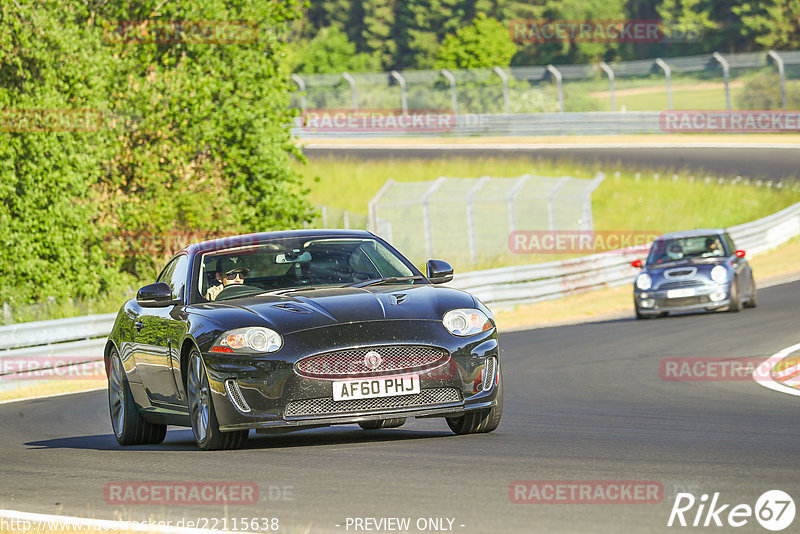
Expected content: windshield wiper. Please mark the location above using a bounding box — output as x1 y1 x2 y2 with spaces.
348 276 425 288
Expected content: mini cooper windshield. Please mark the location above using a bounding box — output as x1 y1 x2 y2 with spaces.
647 235 728 265
196 237 418 302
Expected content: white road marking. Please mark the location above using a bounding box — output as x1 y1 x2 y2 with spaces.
753 342 800 397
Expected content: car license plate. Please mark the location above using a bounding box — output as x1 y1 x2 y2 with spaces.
666 288 695 298
333 375 420 401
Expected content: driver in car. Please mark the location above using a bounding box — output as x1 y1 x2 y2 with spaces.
205 257 249 301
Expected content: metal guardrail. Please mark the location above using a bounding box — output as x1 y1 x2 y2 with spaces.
292 111 663 138
1 198 799 385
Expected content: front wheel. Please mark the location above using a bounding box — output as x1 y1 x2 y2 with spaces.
728 279 742 313
107 348 166 446
187 350 248 451
447 372 503 435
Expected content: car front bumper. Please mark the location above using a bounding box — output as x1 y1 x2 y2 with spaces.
201 320 501 432
634 283 730 315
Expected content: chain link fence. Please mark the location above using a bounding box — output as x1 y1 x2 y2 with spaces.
366 173 604 266
290 50 800 116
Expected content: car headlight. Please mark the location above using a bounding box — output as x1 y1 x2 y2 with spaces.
443 309 493 336
635 273 652 290
710 265 728 283
211 327 282 353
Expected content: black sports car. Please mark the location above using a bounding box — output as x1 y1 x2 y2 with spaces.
631 229 757 319
105 230 502 450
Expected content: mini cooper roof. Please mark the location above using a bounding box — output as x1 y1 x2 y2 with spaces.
655 229 728 240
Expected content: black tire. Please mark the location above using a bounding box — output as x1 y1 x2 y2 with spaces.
358 418 406 430
187 350 248 451
744 274 758 308
107 348 167 446
447 370 503 435
728 279 742 313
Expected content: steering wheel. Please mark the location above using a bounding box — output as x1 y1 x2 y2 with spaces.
215 284 262 301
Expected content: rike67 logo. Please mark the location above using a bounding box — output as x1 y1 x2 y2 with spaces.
668 490 795 531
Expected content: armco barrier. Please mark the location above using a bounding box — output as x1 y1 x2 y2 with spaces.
1 199 799 383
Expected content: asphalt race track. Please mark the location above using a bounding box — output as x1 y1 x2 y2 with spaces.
303 145 800 180
2 281 799 533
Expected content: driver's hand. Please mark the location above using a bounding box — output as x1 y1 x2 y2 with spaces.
205 284 224 301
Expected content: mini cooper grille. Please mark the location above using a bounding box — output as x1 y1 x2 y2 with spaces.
659 280 704 290
284 388 462 418
225 379 252 413
295 345 449 379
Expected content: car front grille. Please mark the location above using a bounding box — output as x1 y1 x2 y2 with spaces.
659 296 710 307
295 345 449 379
284 387 462 418
659 280 705 290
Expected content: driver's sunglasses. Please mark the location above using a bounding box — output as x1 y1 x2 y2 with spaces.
224 270 247 281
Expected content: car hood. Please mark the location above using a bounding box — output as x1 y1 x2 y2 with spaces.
645 258 729 280
189 284 476 334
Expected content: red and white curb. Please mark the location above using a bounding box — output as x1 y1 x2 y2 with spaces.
753 341 800 397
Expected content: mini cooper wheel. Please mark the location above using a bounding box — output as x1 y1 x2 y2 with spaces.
447 372 503 435
187 350 248 451
108 348 166 446
358 418 406 430
744 273 758 308
728 279 742 313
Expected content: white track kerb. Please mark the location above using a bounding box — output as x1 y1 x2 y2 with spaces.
754 342 800 398
0 509 230 534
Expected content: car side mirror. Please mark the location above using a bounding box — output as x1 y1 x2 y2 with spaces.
137 282 179 307
735 250 746 258
426 259 454 284
631 259 643 269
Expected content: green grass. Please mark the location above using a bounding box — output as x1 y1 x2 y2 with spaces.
298 155 800 271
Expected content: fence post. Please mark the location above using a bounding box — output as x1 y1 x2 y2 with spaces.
546 65 563 113
321 205 328 228
581 172 606 231
2 302 10 324
493 67 510 114
507 174 531 233
767 50 787 110
440 69 458 115
712 52 731 111
655 58 672 110
599 62 616 112
291 74 307 111
390 70 408 114
422 178 448 258
368 178 396 233
466 177 490 263
343 210 350 230
342 72 358 111
547 177 570 231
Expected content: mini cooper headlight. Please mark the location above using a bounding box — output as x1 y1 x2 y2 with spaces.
635 273 652 290
212 327 282 353
443 309 492 336
710 265 728 283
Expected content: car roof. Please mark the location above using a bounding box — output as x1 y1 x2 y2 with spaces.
655 229 727 240
184 229 376 254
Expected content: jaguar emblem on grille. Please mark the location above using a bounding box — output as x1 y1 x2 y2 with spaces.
364 351 382 370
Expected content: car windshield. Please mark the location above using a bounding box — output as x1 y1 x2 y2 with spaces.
194 237 418 303
647 235 727 265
